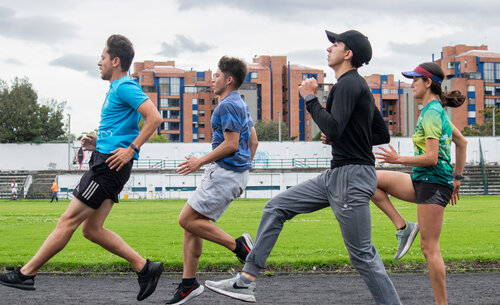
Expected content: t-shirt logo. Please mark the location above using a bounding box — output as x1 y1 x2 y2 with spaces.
99 130 113 139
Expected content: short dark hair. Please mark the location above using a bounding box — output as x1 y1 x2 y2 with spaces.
218 56 247 89
106 34 134 72
335 39 362 68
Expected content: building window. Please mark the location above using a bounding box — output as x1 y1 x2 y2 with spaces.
197 72 205 81
199 111 205 117
199 121 205 128
199 133 205 140
250 72 258 79
306 119 309 126
382 89 398 94
198 98 205 105
447 62 455 69
485 99 495 106
212 99 218 105
496 63 500 82
468 111 476 118
159 77 181 96
141 75 144 82
485 86 495 96
192 110 198 115
192 122 198 128
468 98 475 105
464 60 468 68
170 134 180 142
160 98 180 107
185 86 198 93
169 122 180 130
192 98 198 105
467 85 475 93
483 63 495 82
193 133 198 140
142 85 156 93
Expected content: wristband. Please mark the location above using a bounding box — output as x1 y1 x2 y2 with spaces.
129 143 139 153
304 94 316 102
452 173 464 180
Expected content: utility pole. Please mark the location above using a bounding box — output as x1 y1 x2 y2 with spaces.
67 114 71 170
493 106 496 137
278 111 281 142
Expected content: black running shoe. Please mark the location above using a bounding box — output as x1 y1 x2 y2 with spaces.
235 233 254 263
137 259 164 301
165 280 204 305
0 267 35 290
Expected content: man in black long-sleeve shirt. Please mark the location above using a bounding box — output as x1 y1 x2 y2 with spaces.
205 30 402 305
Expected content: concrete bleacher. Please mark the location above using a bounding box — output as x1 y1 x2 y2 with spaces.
0 171 29 199
25 172 57 200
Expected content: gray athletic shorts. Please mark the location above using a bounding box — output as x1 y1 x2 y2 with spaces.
187 163 249 222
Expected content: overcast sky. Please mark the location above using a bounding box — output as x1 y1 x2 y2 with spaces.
1 0 499 135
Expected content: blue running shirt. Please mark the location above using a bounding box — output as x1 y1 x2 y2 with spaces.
96 76 149 160
211 91 254 171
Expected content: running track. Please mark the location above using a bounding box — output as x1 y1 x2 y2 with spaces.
1 272 499 304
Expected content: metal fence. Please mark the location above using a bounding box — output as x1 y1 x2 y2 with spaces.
131 157 332 169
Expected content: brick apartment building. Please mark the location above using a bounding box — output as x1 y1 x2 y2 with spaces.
434 44 500 131
132 57 329 142
365 74 411 136
132 60 214 142
132 45 500 142
247 55 327 141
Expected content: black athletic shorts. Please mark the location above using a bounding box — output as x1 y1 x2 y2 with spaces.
412 180 453 208
73 151 133 209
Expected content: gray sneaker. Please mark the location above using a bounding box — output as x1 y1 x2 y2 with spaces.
394 221 419 260
205 272 256 303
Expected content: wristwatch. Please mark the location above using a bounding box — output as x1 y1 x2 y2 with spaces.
129 143 139 153
304 94 316 102
452 173 464 180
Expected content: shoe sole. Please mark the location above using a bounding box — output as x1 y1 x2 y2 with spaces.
205 282 256 303
137 262 164 301
169 285 204 305
395 223 419 260
0 280 35 291
241 233 254 251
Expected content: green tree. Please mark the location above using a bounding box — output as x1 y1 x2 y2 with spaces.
0 77 66 143
149 134 170 142
254 120 290 141
462 106 500 136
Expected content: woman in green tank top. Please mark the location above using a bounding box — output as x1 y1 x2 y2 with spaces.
372 62 468 305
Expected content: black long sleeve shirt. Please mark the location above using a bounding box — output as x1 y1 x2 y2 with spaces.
306 70 390 168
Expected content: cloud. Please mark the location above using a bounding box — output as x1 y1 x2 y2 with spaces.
0 6 78 43
174 0 500 24
156 34 213 57
4 58 23 65
287 48 326 67
49 54 99 78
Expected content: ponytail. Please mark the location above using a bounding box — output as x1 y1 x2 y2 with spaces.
439 90 465 108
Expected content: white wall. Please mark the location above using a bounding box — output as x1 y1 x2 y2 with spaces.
1 137 499 171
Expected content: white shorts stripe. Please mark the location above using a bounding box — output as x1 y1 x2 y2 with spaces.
82 181 99 200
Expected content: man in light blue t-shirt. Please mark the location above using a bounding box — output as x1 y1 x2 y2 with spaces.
0 35 164 302
165 56 258 305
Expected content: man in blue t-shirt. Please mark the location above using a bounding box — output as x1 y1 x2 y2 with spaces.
0 35 163 302
165 56 258 305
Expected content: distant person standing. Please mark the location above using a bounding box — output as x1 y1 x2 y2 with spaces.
10 179 18 200
0 34 164 302
50 180 58 203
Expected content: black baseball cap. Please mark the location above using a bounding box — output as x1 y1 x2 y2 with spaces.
325 30 372 67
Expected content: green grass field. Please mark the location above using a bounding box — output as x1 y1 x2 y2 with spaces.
0 196 498 273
